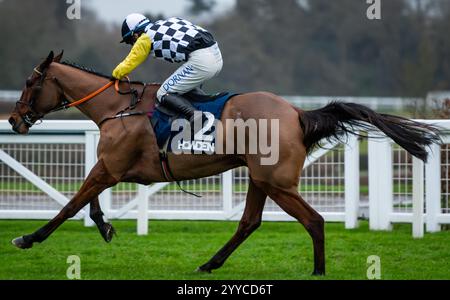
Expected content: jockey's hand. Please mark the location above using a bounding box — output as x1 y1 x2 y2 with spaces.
111 70 121 80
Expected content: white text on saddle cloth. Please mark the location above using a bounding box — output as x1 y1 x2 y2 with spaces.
178 140 215 153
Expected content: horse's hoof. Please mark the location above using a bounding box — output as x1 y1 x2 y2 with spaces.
11 236 33 249
311 270 325 276
102 223 116 243
196 266 212 274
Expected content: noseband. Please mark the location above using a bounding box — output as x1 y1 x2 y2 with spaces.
14 67 48 130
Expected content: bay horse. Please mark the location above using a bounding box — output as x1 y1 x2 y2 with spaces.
8 51 440 276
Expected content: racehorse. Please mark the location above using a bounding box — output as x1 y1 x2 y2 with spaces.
8 51 440 276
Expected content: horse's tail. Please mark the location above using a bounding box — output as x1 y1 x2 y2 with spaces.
294 101 441 162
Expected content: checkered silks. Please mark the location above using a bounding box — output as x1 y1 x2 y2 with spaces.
145 17 209 63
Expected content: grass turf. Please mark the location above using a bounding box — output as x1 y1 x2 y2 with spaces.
0 220 449 280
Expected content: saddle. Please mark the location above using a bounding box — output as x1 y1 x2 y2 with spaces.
155 88 229 117
149 88 238 153
149 88 237 193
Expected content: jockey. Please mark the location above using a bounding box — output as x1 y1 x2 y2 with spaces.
112 13 223 123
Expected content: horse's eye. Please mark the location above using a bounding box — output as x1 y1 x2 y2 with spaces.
26 79 33 87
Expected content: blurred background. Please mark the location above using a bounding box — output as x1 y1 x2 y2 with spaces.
0 1 449 257
0 0 449 119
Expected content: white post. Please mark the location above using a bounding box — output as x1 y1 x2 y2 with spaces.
84 131 97 227
99 188 112 221
84 132 112 224
426 144 441 232
222 170 233 218
412 157 424 238
368 139 393 230
344 135 360 229
137 184 149 235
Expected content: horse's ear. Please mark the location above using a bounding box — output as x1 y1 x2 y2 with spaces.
53 50 64 62
39 51 54 70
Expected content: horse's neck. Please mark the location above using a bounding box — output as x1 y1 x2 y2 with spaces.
51 63 158 125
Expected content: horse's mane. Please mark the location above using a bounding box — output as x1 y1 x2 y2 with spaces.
60 61 111 79
59 61 156 86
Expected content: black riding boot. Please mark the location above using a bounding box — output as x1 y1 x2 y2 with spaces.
161 93 203 125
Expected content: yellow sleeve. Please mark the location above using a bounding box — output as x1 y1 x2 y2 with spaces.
112 34 152 79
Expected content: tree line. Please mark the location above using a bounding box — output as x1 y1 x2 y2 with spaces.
1 0 449 98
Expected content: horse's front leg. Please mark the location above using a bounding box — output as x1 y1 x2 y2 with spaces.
90 197 116 243
12 159 117 249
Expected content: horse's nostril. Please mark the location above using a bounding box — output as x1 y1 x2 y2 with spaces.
8 117 15 126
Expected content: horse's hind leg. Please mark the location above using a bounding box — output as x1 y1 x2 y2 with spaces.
12 159 117 249
90 197 116 243
260 182 325 275
197 179 267 273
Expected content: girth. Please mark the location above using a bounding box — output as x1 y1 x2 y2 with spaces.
158 151 201 198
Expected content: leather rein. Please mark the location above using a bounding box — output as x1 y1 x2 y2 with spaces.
15 67 148 129
16 66 198 198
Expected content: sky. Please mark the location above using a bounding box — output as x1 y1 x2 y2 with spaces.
86 0 236 24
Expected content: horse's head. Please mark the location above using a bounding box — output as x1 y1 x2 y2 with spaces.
8 50 65 134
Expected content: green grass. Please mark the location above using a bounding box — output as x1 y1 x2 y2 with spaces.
0 220 449 280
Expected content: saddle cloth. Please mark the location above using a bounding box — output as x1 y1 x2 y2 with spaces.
151 92 238 153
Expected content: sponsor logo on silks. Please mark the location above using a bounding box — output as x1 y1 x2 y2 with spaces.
163 65 195 92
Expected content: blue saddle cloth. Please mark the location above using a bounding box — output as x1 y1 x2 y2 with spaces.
151 93 237 150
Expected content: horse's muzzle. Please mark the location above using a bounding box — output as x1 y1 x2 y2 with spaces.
8 117 15 127
9 116 28 134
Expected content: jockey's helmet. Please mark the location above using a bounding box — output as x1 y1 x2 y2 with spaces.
120 13 151 44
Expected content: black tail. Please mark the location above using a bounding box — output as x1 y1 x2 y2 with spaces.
295 101 441 162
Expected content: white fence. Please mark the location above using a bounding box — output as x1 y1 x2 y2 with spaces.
368 119 450 237
284 96 421 111
0 119 449 237
1 90 422 112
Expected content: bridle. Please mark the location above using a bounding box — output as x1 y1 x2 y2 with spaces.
13 67 50 130
14 65 148 130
